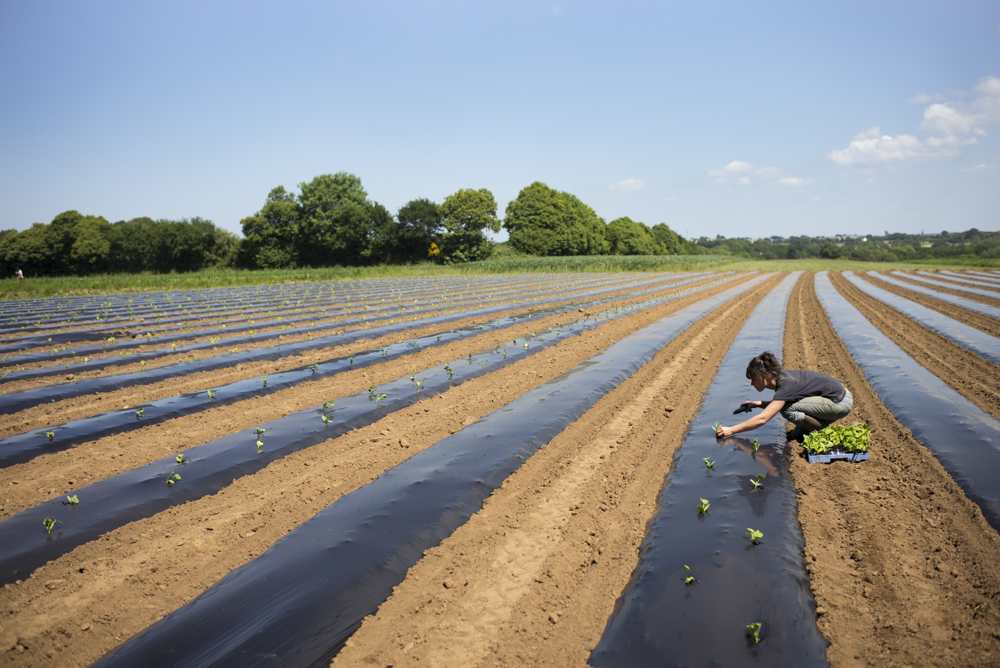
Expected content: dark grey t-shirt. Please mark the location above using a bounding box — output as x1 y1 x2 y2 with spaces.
773 370 846 404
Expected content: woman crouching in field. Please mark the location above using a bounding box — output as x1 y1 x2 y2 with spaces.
715 351 852 440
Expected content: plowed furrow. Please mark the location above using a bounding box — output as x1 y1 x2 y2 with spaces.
832 272 1000 421
0 275 757 666
784 272 1000 668
330 275 783 667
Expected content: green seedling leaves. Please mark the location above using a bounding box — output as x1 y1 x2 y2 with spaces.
255 427 265 437
684 564 697 585
176 453 188 465
256 439 264 452
696 498 710 514
164 471 181 486
746 528 763 544
66 495 79 505
321 414 331 424
746 622 762 644
46 431 55 441
752 438 759 452
43 518 61 534
750 473 764 491
801 422 871 455
375 393 387 407
711 421 721 433
206 389 216 399
703 458 714 469
134 408 144 418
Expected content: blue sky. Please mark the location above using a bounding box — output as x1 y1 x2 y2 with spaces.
1 0 998 242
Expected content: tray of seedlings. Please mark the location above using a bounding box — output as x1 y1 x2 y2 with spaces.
801 422 870 463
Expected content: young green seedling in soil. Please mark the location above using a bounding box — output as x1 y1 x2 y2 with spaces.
46 431 55 441
711 421 721 433
746 528 763 544
206 389 215 399
375 393 387 407
322 400 334 410
66 495 79 505
135 408 144 418
176 453 188 465
684 564 696 585
262 375 267 386
256 439 264 452
703 457 715 469
696 498 710 514
321 414 331 424
750 473 764 491
165 471 181 486
752 438 760 452
311 363 318 373
368 386 376 396
43 518 61 535
746 622 762 644
255 427 266 438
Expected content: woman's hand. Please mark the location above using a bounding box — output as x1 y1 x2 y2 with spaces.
716 425 736 438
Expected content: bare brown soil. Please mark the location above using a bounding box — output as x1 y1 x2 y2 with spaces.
882 271 1000 309
2 271 1000 667
786 273 1000 668
860 273 1000 339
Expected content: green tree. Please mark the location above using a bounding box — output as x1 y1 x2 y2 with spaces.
650 223 694 254
503 183 610 256
3 223 56 276
239 187 300 269
69 215 112 274
439 188 500 263
395 198 442 263
296 172 371 267
606 217 661 255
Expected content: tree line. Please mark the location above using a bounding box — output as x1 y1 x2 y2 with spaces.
0 173 697 277
697 228 1000 262
0 211 240 278
236 173 699 269
3 171 996 278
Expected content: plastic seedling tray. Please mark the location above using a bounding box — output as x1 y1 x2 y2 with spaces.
806 450 870 464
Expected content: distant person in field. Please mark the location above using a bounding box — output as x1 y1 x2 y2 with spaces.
15 268 23 286
715 351 852 440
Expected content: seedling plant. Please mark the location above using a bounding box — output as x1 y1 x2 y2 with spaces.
684 564 696 585
801 422 870 455
66 495 79 505
746 528 763 544
750 473 764 491
746 622 762 644
164 471 181 486
703 457 714 469
696 498 710 514
43 518 61 535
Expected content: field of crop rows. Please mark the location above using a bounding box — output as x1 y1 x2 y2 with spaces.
1 270 999 667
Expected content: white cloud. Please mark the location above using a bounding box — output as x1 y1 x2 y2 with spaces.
708 161 812 186
828 127 977 166
609 178 647 192
959 163 997 173
831 76 1000 167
